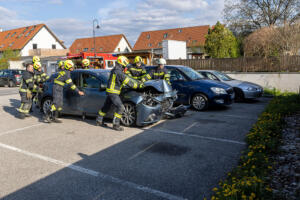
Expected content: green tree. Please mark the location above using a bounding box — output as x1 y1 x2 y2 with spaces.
205 21 240 58
0 49 20 69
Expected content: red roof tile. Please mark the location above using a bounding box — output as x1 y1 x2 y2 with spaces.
69 34 131 54
133 25 210 51
0 24 66 51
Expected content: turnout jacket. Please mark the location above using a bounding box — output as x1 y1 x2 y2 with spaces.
34 70 50 84
19 71 35 93
106 63 139 95
54 70 79 92
125 63 146 80
142 67 171 85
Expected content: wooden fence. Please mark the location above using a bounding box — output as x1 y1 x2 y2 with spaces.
166 56 300 72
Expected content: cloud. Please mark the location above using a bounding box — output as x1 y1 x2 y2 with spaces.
49 0 63 4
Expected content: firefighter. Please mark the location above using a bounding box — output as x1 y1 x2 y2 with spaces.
82 59 90 69
141 58 171 85
31 62 49 110
44 60 84 123
96 56 143 131
32 56 40 63
125 56 146 80
58 60 65 72
17 63 36 119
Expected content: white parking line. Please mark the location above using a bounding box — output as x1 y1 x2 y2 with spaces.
129 142 158 160
144 128 246 145
0 124 45 137
0 142 187 200
182 122 198 133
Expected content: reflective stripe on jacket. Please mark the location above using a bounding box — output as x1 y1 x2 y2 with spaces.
54 71 79 92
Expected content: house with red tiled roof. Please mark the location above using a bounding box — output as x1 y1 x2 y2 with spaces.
69 34 132 54
0 24 67 57
133 25 210 59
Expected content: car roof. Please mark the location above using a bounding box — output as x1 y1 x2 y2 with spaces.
197 70 217 72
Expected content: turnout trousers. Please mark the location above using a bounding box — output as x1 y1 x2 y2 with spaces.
18 92 32 114
51 84 64 111
99 93 125 119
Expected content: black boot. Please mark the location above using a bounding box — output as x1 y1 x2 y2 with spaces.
96 115 107 127
112 116 124 131
18 112 26 119
52 111 62 123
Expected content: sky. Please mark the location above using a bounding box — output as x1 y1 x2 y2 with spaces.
0 0 225 47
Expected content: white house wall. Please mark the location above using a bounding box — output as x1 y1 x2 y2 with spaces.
21 27 64 56
114 37 132 53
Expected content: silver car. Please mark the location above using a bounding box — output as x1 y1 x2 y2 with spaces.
198 70 263 100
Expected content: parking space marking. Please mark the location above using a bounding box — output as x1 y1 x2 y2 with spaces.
182 122 198 133
0 142 187 200
129 142 158 160
144 128 246 145
0 124 45 137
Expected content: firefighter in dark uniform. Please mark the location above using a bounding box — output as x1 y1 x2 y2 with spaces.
17 63 36 119
82 59 90 69
125 56 146 80
32 61 49 110
96 56 143 131
141 58 171 85
44 60 85 123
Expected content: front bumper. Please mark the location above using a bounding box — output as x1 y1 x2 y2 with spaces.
211 94 234 106
136 103 162 126
243 90 263 99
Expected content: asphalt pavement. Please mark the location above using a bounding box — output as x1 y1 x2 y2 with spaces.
0 87 270 200
0 87 18 96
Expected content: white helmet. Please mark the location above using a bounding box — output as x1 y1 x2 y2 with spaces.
157 58 166 65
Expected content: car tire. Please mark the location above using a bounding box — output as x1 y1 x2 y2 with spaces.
191 93 208 111
42 97 53 114
8 80 14 87
121 102 136 127
234 88 244 102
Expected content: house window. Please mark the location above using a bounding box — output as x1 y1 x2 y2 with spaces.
147 34 150 39
33 44 37 49
158 42 162 46
163 33 168 38
83 48 88 52
5 33 10 39
148 43 152 47
11 32 16 37
52 44 56 49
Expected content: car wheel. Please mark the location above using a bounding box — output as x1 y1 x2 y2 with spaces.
42 97 53 114
191 93 208 111
8 80 14 87
234 88 244 102
121 102 136 127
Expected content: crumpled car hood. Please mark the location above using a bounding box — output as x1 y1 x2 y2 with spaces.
144 80 173 93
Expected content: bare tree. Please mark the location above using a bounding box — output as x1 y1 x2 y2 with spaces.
224 0 300 36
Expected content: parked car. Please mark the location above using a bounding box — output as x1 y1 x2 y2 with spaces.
198 70 263 100
39 69 182 127
0 69 24 87
146 66 235 111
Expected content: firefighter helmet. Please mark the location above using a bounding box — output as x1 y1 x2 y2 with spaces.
82 59 90 67
58 60 64 67
117 56 129 67
134 56 143 64
32 56 40 63
33 62 42 70
64 60 74 70
157 58 166 65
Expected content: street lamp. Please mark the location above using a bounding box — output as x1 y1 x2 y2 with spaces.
93 19 100 67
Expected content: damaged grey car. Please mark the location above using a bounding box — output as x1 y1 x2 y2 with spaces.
39 69 186 127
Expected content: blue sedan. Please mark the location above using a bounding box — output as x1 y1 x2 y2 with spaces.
147 65 235 111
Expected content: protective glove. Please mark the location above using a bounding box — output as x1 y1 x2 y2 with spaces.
26 91 33 99
139 82 144 89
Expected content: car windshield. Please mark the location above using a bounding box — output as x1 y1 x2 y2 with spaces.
179 67 205 80
213 71 233 81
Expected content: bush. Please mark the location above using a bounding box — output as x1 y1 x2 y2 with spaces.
207 93 300 200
